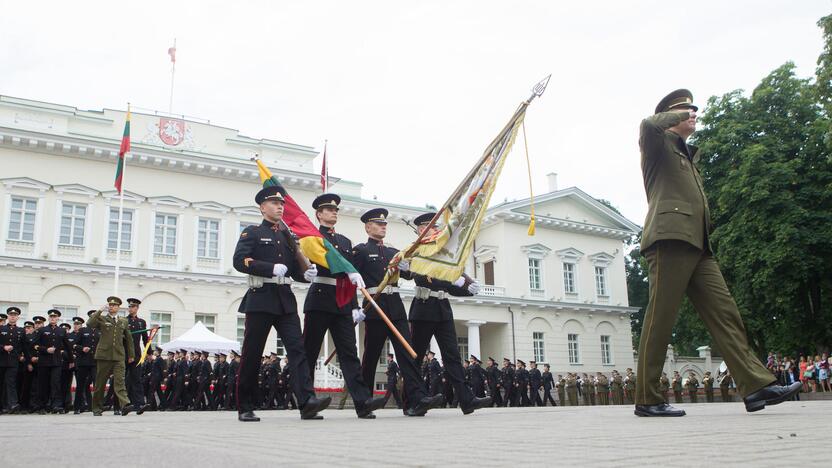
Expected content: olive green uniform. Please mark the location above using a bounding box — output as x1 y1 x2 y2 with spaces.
634 109 775 406
703 374 714 402
556 378 566 406
611 374 624 405
719 374 733 402
565 375 578 406
672 375 683 403
87 310 135 412
596 374 609 405
624 372 636 405
685 376 699 403
658 375 670 401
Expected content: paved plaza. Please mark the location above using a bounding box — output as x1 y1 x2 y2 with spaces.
3 400 827 467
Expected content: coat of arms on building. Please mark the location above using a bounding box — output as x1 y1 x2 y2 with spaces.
140 117 200 150
159 118 185 146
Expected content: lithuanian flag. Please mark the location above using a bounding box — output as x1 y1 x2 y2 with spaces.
255 159 358 307
114 108 130 194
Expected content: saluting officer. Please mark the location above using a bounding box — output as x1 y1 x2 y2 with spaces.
352 207 443 416
407 213 491 415
0 307 25 413
32 309 74 413
301 194 387 419
233 185 330 422
88 297 136 416
634 89 798 417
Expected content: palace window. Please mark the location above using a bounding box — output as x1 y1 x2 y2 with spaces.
8 197 37 242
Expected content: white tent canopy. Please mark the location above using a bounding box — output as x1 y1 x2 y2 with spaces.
160 321 240 354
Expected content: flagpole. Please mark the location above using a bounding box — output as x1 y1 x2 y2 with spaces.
168 38 176 114
114 103 130 297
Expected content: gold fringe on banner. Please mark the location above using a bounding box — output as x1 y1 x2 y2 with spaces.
522 121 536 236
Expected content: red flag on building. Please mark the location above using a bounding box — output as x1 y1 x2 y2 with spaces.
168 45 176 64
320 141 328 192
114 108 130 194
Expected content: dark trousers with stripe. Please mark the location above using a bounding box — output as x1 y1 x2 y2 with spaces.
361 318 427 410
237 312 314 413
303 310 372 405
410 319 474 408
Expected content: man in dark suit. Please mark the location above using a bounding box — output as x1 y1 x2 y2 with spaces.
233 185 330 422
542 364 556 406
634 89 799 417
301 194 387 419
528 360 543 406
408 213 491 415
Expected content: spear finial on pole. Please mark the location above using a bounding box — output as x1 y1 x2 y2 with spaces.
527 74 551 103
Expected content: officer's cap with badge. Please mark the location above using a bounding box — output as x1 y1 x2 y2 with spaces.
6 306 21 315
32 315 46 323
24 321 34 328
360 208 388 224
87 309 97 317
255 185 286 205
413 212 436 226
107 296 123 306
59 323 70 330
72 316 85 325
48 309 61 318
0 313 6 320
655 89 698 114
312 193 341 211
126 298 141 307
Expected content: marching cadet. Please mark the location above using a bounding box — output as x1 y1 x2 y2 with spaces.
441 365 456 408
514 360 530 406
125 298 149 413
611 371 624 405
634 89 796 417
22 318 41 411
565 372 579 406
703 371 714 402
225 351 239 410
425 351 443 398
0 307 25 413
406 212 491 414
469 356 488 399
719 371 734 402
88 297 136 416
671 371 684 403
541 364 556 406
300 193 386 419
351 207 443 416
233 185 330 422
63 321 79 411
280 357 297 410
32 309 74 413
195 351 213 410
659 372 671 402
528 361 543 406
264 353 280 409
624 369 637 405
148 348 166 411
596 372 610 405
383 354 402 409
72 313 97 414
501 358 514 407
556 374 566 406
212 353 228 411
686 371 700 403
486 357 502 407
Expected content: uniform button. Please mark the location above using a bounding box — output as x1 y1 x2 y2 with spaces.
674 208 678 211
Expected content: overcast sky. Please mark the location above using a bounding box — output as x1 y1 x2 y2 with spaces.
2 1 829 225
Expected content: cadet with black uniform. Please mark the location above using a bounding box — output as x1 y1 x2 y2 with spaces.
300 194 387 419
32 309 74 413
486 357 502 406
469 356 487 398
233 185 330 422
352 207 443 416
528 361 543 406
0 307 25 413
125 298 149 412
515 360 530 406
384 354 402 409
541 364 556 406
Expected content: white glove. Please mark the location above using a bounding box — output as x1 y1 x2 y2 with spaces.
467 280 481 295
272 263 288 278
398 259 410 272
352 308 366 323
453 276 466 288
303 264 318 282
348 272 365 289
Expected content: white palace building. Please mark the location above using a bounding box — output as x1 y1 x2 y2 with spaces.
0 95 640 389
